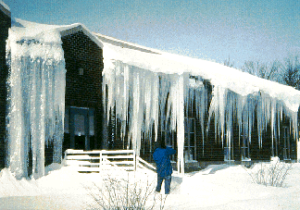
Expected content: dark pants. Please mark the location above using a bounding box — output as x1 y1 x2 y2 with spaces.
156 174 171 194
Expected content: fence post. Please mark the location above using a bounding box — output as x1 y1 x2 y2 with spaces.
99 151 102 172
134 151 137 171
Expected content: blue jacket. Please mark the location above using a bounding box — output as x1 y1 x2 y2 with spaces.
153 147 176 177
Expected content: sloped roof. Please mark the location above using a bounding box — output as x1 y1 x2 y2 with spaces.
94 32 300 112
11 19 103 49
0 0 10 17
10 19 300 112
0 0 11 17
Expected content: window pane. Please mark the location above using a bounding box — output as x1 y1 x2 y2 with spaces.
189 118 195 133
190 133 195 146
283 126 290 160
74 113 85 136
184 147 195 161
166 132 172 145
184 147 189 160
89 109 95 136
184 118 188 133
190 147 195 160
185 133 188 146
64 107 69 133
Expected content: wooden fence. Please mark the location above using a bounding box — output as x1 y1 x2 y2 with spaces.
64 149 155 172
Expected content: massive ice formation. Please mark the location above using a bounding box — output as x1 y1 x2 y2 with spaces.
102 41 300 173
103 61 187 173
6 27 66 179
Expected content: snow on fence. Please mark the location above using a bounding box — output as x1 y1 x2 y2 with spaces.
100 150 136 171
64 149 136 172
137 156 156 171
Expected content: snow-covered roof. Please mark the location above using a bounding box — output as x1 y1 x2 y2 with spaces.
95 33 300 112
11 19 103 49
0 0 10 17
10 19 300 112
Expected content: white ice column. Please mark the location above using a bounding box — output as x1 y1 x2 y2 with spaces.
129 71 143 156
52 61 66 163
6 29 66 178
176 75 185 175
6 59 27 179
298 139 300 162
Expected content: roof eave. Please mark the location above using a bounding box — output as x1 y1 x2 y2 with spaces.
59 24 103 49
0 1 11 18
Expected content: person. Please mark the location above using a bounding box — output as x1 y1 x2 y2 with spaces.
153 135 176 194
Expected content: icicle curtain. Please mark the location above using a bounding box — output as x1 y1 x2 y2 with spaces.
103 59 299 167
6 30 66 179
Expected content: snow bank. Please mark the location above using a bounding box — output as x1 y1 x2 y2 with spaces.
166 163 300 209
1 163 300 209
0 169 41 197
0 163 92 198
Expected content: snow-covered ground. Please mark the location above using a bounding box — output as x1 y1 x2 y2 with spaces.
0 162 299 210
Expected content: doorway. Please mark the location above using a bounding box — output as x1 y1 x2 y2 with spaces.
64 106 95 151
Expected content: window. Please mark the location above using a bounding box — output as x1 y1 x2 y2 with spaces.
238 122 250 161
283 126 291 160
109 107 118 149
224 129 234 161
184 118 196 161
240 130 250 161
240 136 250 161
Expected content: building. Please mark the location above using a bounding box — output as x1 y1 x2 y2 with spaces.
1 2 300 178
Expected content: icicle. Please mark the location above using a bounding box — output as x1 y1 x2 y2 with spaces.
6 29 66 178
102 44 300 171
103 62 162 155
6 52 27 179
208 86 227 146
151 75 159 143
192 77 207 157
225 92 234 161
175 75 185 174
129 70 141 155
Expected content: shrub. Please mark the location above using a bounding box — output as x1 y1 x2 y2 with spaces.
85 171 168 210
247 157 292 187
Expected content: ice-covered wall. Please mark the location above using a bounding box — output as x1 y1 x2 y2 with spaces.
104 61 300 170
208 86 298 159
102 40 300 169
103 60 189 173
6 27 66 179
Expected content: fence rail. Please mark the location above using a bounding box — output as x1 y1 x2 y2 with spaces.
64 149 137 172
137 156 156 171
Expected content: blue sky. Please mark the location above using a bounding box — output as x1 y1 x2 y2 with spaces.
6 0 300 68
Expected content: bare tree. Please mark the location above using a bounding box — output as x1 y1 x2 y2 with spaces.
242 61 280 82
224 57 235 68
268 61 281 81
281 56 300 89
